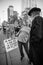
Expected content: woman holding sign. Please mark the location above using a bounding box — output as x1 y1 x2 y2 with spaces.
17 15 31 64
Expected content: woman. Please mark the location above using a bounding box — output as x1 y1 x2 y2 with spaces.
16 15 31 64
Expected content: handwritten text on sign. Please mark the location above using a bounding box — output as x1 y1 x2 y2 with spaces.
4 38 18 52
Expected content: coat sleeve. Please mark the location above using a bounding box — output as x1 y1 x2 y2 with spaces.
30 17 43 47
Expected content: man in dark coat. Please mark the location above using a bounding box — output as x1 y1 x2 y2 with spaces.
28 7 43 65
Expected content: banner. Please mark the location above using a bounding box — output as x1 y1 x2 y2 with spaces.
4 37 18 52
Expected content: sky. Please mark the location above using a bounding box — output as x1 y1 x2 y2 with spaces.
0 0 43 25
0 0 21 24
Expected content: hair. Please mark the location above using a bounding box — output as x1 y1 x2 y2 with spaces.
31 11 40 17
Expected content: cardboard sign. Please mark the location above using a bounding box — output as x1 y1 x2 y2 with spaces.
4 37 18 52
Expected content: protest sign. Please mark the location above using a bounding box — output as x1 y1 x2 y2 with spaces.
4 37 18 52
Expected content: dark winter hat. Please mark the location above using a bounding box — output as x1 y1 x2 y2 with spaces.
28 7 41 16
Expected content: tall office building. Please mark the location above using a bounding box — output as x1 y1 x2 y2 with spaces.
8 5 14 22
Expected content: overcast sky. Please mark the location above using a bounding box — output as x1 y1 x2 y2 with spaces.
0 0 21 24
0 0 43 24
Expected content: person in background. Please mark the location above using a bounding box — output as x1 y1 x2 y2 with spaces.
2 22 7 34
9 24 15 38
0 22 8 65
6 23 10 38
28 7 43 65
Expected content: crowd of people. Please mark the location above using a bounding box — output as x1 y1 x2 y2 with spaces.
0 6 43 65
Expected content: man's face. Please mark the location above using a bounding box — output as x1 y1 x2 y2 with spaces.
30 15 34 22
30 12 38 21
40 12 42 16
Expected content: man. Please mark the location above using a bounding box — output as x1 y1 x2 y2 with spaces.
28 7 43 65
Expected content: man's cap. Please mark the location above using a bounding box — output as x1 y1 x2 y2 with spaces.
28 7 41 16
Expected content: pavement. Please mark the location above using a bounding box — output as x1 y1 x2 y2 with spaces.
0 30 30 65
7 47 29 65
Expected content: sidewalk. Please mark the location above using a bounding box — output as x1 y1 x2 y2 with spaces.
7 47 29 65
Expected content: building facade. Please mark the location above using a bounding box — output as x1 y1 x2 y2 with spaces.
8 5 14 22
21 0 37 11
30 0 37 8
21 0 29 11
